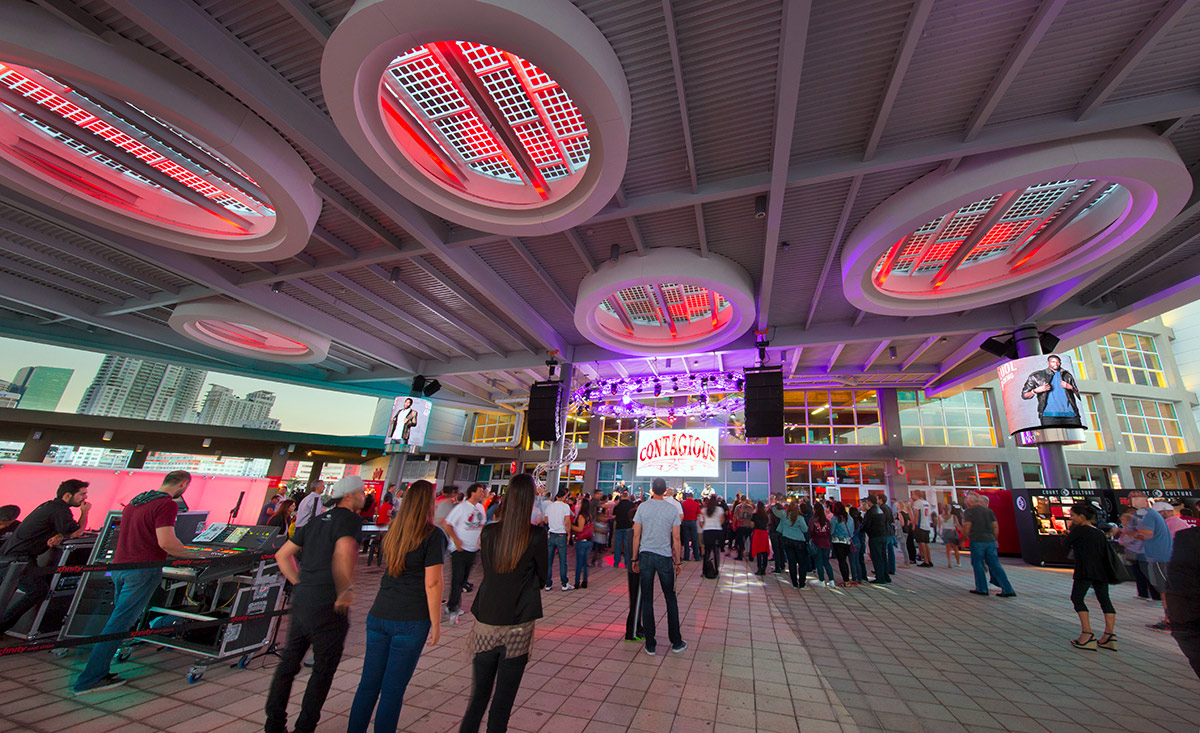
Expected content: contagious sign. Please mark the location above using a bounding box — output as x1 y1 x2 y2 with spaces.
636 428 720 478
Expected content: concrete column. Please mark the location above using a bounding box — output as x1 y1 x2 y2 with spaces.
878 389 909 499
386 451 407 489
583 457 600 496
309 459 326 483
444 456 459 488
266 445 290 477
17 428 51 463
1014 324 1072 488
545 364 574 493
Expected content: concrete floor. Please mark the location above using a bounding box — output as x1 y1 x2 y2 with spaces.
0 547 1197 732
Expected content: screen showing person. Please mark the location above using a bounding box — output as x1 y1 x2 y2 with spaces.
384 395 433 446
996 353 1086 435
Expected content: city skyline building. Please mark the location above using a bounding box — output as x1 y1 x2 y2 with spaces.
9 366 73 411
76 356 206 422
194 385 281 430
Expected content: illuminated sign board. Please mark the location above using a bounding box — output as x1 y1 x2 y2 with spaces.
636 428 719 478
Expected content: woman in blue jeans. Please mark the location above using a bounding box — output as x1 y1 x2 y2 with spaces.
572 497 595 588
348 480 444 733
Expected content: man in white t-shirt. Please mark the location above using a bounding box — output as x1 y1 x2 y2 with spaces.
293 481 326 529
544 489 574 590
911 490 934 568
443 482 486 622
663 487 684 518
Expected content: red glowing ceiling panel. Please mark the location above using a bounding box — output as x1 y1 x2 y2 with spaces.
383 41 589 189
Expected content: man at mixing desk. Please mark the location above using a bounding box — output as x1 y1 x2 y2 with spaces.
73 470 193 695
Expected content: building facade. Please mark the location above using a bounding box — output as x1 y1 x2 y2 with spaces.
9 366 73 411
76 356 205 422
462 316 1200 503
195 385 281 430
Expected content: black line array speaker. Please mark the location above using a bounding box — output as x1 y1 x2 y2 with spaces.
527 381 565 443
743 366 784 438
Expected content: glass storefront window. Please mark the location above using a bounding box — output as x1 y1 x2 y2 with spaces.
1135 467 1196 490
1112 397 1186 453
1065 394 1105 452
897 389 996 447
564 415 590 448
1098 332 1166 387
904 462 1005 497
1022 463 1114 490
786 460 887 502
471 412 517 444
600 417 637 447
784 389 881 445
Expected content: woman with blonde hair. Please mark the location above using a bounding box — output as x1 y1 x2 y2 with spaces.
348 480 444 733
460 474 548 733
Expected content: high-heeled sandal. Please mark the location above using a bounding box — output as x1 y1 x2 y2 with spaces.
1070 633 1097 650
1097 633 1118 651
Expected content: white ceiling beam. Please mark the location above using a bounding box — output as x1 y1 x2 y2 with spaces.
788 347 803 378
1161 115 1192 137
311 225 358 258
756 0 813 330
239 249 419 286
964 0 1070 142
408 257 537 353
274 0 332 43
440 86 1200 248
902 336 939 371
805 175 861 328
507 237 576 315
936 333 993 377
312 180 410 253
437 374 494 403
826 343 844 372
322 271 475 358
0 236 155 301
0 254 122 305
662 0 698 194
108 0 569 357
863 340 891 371
563 229 596 274
96 284 213 317
362 264 505 356
1076 0 1197 120
33 0 109 35
625 217 647 255
613 361 630 379
863 0 935 161
290 278 445 361
694 205 709 257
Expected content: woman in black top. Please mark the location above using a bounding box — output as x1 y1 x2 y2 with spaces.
348 480 444 733
460 474 548 733
266 500 294 532
1063 501 1117 651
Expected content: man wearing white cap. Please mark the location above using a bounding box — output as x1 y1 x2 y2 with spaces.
1128 492 1174 633
266 475 365 733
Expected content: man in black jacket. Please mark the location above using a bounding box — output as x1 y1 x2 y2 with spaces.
1168 526 1199 679
1020 354 1083 428
863 495 891 584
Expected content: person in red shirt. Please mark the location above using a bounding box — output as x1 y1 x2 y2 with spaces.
73 470 193 695
680 491 701 561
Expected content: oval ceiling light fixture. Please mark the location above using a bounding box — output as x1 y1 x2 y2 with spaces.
840 129 1191 316
575 248 755 356
0 4 319 260
323 0 630 235
169 299 331 364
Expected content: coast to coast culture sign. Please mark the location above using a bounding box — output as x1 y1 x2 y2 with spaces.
636 428 720 477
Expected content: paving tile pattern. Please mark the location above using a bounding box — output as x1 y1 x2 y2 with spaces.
0 550 1197 732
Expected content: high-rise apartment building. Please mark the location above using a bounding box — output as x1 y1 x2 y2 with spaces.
76 356 205 422
9 366 73 411
195 385 281 430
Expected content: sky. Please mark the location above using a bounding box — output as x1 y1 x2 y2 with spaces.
0 336 381 435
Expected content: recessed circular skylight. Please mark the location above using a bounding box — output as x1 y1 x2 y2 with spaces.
0 6 319 260
323 0 629 235
575 249 755 355
841 129 1192 316
170 299 330 363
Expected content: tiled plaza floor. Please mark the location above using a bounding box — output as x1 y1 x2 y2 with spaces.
1 547 1197 732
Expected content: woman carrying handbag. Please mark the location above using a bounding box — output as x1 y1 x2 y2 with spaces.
1063 502 1118 652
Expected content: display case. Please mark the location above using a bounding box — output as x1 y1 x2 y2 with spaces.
1011 488 1107 565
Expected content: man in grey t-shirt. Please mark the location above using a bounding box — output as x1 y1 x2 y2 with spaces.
632 478 685 656
961 493 1015 597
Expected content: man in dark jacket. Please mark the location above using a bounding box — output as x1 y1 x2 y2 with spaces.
1020 354 1082 427
863 495 891 584
1167 526 1199 679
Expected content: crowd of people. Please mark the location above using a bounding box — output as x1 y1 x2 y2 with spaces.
0 474 1198 732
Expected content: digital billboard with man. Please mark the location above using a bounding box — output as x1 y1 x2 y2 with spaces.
997 353 1086 436
384 395 433 446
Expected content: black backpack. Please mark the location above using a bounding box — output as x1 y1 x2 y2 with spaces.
703 557 718 579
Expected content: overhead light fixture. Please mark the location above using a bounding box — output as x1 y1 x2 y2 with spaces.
780 241 790 252
754 194 767 219
361 449 369 457
979 337 1017 359
609 244 621 263
271 281 283 293
422 379 441 398
1039 331 1060 354
287 444 296 452
202 438 213 448
102 430 114 441
389 267 401 284
888 346 898 360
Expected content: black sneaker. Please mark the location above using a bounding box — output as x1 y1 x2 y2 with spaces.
671 641 688 654
969 590 990 596
74 674 127 696
997 592 1017 598
644 646 656 656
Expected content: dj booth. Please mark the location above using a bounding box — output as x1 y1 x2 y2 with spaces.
59 511 286 683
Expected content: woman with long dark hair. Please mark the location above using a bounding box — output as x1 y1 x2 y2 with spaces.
348 480 443 733
810 503 835 587
1064 502 1118 651
266 499 295 532
572 497 595 588
460 474 548 733
700 495 725 574
751 501 771 575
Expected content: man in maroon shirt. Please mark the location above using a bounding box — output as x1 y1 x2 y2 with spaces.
73 470 193 695
680 491 701 561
